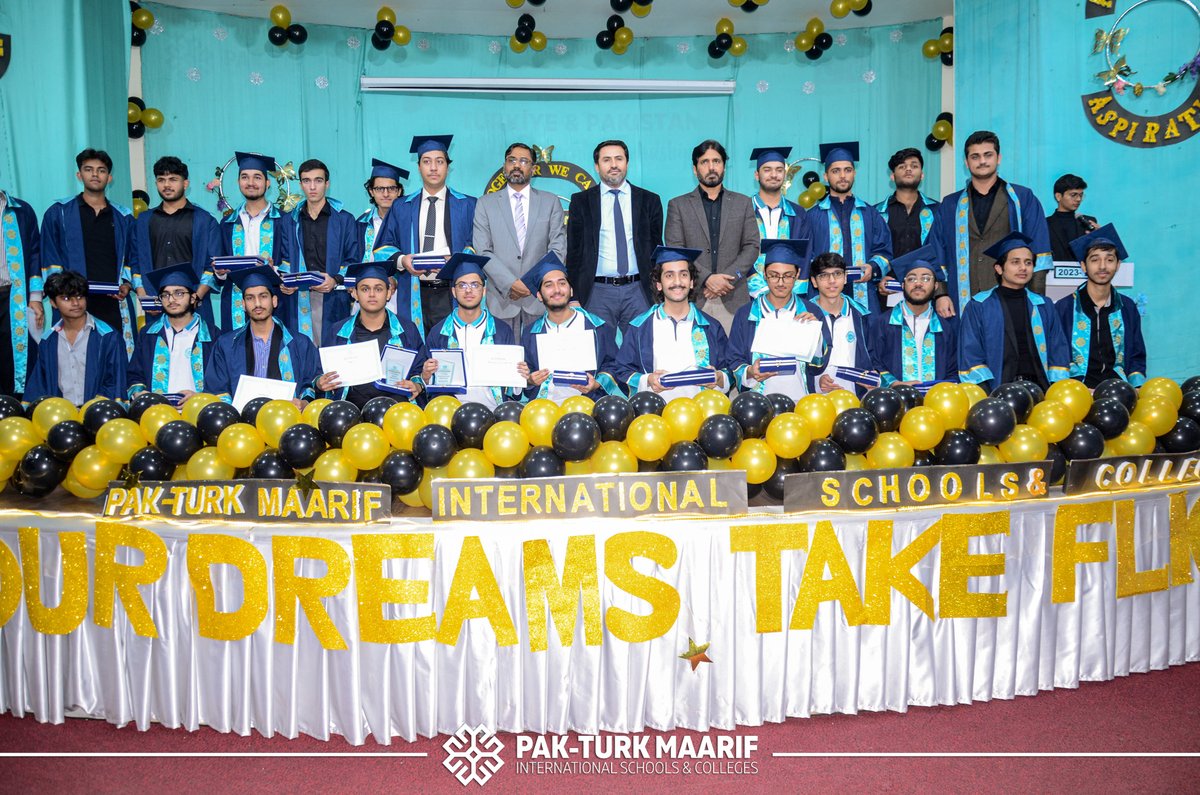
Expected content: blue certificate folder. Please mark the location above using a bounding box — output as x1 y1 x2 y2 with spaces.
426 348 467 394
375 345 418 397
210 255 266 272
552 370 589 386
757 357 797 375
280 271 327 289
834 366 882 388
139 297 162 311
411 254 447 272
660 369 714 388
89 282 122 296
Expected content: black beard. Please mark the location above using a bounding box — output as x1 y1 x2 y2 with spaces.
544 298 571 312
904 291 932 306
894 177 921 190
164 305 193 320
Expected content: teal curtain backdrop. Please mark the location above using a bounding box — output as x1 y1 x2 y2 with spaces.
0 0 131 213
136 3 943 216
955 0 1196 379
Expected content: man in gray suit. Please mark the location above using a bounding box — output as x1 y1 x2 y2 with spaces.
665 139 760 333
473 142 567 337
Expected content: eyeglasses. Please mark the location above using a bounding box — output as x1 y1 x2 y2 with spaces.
454 281 484 291
160 289 191 300
903 275 935 284
505 157 533 167
370 185 401 194
765 272 797 283
814 271 846 281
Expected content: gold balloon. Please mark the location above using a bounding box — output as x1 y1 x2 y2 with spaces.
866 432 915 469
393 25 412 46
631 3 651 17
732 438 777 485
809 182 827 200
611 43 628 56
614 26 634 48
715 17 735 35
140 404 179 442
72 445 122 491
694 389 731 419
729 37 748 57
341 423 390 471
425 395 461 429
795 32 814 51
1103 439 1121 458
899 406 946 451
132 199 149 218
510 35 527 53
0 456 17 480
932 120 952 141
81 396 108 414
314 449 358 482
1027 400 1074 443
529 31 547 51
827 389 860 414
132 8 155 30
377 5 397 23
765 413 812 459
797 190 817 210
1131 395 1177 437
31 397 79 438
382 402 425 450
217 423 266 469
506 0 524 6
141 108 164 129
922 39 940 58
302 398 332 426
171 464 187 481
961 382 988 407
182 392 221 424
95 418 147 465
796 393 837 439
831 0 852 19
1140 377 1184 410
447 448 495 479
1045 379 1093 423
398 487 424 508
706 457 731 471
938 32 954 52
590 440 638 474
482 421 529 469
924 382 968 429
187 447 236 481
269 4 291 28
561 395 594 416
663 397 704 443
520 399 561 447
255 399 301 447
807 17 825 36
999 424 1049 463
417 465 448 508
978 445 1002 464
0 417 39 460
844 453 867 471
128 102 142 124
63 470 105 500
1111 420 1156 456
626 414 672 462
565 459 592 476
851 0 869 10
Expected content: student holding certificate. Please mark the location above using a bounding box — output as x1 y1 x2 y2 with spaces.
614 246 732 401
517 252 621 403
804 252 878 397
315 261 425 406
728 239 822 400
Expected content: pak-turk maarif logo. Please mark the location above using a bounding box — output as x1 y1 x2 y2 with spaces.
442 724 505 786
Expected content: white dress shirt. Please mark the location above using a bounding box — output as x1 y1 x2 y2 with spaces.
823 300 858 393
596 181 636 277
237 204 270 257
164 317 201 393
755 202 782 240
648 310 702 400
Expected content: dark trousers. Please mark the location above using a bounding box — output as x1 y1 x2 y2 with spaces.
0 286 12 397
420 281 453 335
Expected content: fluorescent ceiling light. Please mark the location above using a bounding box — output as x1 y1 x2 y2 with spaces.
360 77 736 95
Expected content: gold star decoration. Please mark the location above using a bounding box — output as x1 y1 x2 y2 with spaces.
293 469 317 499
121 467 141 489
679 638 713 672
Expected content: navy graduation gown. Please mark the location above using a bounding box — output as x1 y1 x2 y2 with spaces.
1054 286 1147 387
216 204 296 331
519 308 621 401
806 195 893 314
208 317 321 402
288 198 363 343
870 303 959 386
958 287 1070 391
327 309 425 403
24 316 127 403
802 295 876 397
613 303 733 393
126 314 217 398
129 201 221 329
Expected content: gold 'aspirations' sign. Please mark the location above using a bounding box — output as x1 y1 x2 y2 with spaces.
1065 451 1200 495
784 462 1051 513
102 480 391 524
432 471 747 522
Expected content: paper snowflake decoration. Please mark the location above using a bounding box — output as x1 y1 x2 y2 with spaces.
417 39 430 50
347 35 361 49
756 80 769 93
890 29 903 43
487 40 500 54
213 27 228 41
677 42 690 54
802 81 816 94
186 67 201 82
150 21 164 35
784 39 795 52
249 72 264 86
315 76 329 89
862 70 876 84
555 43 568 55
835 34 847 46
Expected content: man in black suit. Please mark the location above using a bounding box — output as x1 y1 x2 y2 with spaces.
566 139 664 336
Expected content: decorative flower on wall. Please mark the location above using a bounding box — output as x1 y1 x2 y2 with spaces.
213 27 227 41
249 72 264 86
803 81 816 94
756 80 769 93
347 35 361 49
315 76 329 89
555 43 568 55
187 67 201 82
862 70 876 83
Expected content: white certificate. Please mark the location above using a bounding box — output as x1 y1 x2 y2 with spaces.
231 375 297 411
535 329 597 372
465 343 526 388
319 341 384 387
428 348 467 389
751 316 823 362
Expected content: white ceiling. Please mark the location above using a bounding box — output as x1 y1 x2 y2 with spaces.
150 0 952 38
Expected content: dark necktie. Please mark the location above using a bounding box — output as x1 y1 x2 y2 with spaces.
610 189 629 276
422 196 438 252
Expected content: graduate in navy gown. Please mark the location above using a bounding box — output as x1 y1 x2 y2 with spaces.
613 246 732 400
870 244 959 387
517 251 621 403
207 266 320 406
747 146 809 300
805 141 892 314
803 252 878 397
1054 224 1146 387
315 260 425 407
0 186 42 397
127 262 217 399
356 158 410 318
958 232 1070 391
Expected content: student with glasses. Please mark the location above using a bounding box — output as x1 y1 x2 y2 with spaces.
870 244 959 387
357 158 409 316
127 261 217 399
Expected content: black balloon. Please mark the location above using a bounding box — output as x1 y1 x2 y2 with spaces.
925 134 945 152
990 382 1034 423
802 171 820 188
934 428 981 465
0 395 22 420
746 481 762 500
1044 442 1067 484
831 407 878 454
742 0 758 11
494 465 521 479
520 446 565 478
361 396 398 427
661 441 708 472
965 398 1017 445
629 392 666 417
1093 378 1138 413
596 30 615 50
637 458 660 473
155 420 203 464
762 456 800 501
815 31 833 50
374 19 395 39
606 14 625 32
128 391 169 422
250 449 293 479
892 383 924 410
287 23 308 44
551 413 600 461
805 46 822 60
766 393 796 417
1180 390 1200 424
318 401 361 446
610 0 634 11
131 26 146 47
1018 379 1045 404
196 401 242 445
852 0 873 15
451 402 496 449
861 387 905 432
24 396 48 419
357 467 383 483
1085 397 1130 440
593 395 634 442
730 391 773 438
514 26 533 44
278 424 327 469
913 450 936 467
940 50 953 67
797 438 847 472
1182 376 1200 395
412 424 457 469
83 400 128 435
128 445 173 481
518 13 536 29
715 32 733 50
697 414 743 460
370 32 390 50
1059 422 1105 461
1159 417 1200 454
19 445 69 491
46 421 90 462
494 401 525 424
10 472 54 498
708 40 726 58
380 451 422 495
268 25 288 46
241 397 271 425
